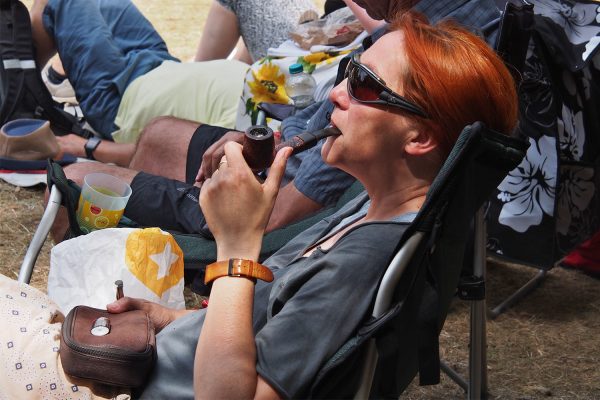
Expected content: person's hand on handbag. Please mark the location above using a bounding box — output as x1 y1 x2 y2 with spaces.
107 297 192 333
200 142 291 260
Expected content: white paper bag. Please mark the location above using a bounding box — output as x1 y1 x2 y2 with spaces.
48 227 185 314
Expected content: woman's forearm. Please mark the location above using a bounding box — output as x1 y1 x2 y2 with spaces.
194 144 290 398
194 275 258 399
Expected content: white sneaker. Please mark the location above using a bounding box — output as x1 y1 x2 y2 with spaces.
41 63 78 104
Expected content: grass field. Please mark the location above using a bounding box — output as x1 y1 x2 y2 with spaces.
1 1 599 398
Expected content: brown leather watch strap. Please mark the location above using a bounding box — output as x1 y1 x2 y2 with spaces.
204 259 274 284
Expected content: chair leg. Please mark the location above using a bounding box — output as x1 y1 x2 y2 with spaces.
441 208 488 399
469 208 488 400
353 340 378 400
18 185 62 284
440 292 488 400
440 361 468 392
469 299 488 400
489 269 547 319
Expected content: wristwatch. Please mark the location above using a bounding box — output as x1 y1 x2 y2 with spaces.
84 136 102 160
204 259 274 284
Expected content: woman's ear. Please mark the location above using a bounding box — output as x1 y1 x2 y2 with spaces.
404 130 438 156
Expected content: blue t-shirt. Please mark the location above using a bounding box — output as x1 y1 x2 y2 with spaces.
281 0 503 206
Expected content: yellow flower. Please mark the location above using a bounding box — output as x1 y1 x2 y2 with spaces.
247 62 289 105
303 52 331 65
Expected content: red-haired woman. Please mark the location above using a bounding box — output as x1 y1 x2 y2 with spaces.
0 11 517 400
133 12 518 399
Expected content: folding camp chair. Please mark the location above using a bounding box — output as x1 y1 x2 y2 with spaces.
308 122 527 399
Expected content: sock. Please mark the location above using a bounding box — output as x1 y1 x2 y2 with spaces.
47 65 67 84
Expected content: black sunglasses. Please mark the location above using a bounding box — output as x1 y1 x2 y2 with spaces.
344 53 429 118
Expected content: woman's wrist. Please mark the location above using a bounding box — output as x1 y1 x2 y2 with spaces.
205 259 273 285
216 241 261 262
216 251 260 263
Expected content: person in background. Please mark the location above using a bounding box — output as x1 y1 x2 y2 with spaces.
30 0 249 143
193 0 319 64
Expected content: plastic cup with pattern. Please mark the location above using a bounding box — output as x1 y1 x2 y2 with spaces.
76 173 132 233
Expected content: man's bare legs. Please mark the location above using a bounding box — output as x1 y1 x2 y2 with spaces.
128 116 200 181
30 0 56 68
49 116 199 241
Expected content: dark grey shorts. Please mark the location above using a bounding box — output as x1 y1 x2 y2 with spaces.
124 124 230 235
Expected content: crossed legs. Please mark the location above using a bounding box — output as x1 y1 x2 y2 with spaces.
49 116 200 242
128 117 199 181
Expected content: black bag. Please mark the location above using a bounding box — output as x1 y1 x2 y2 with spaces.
0 0 92 137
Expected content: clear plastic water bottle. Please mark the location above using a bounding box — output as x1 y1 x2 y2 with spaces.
285 63 316 110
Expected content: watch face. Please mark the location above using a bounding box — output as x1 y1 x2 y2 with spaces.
85 137 101 159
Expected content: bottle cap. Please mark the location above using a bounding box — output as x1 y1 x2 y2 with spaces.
289 63 303 74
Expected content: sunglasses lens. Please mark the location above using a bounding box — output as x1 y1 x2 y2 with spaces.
344 56 427 118
348 63 381 102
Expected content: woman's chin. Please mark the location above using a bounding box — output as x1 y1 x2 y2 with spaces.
321 135 338 165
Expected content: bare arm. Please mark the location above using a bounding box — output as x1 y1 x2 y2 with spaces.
193 1 241 61
196 133 323 231
55 134 135 167
266 180 323 232
195 143 290 399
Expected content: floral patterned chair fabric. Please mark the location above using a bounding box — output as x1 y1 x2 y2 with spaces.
488 0 600 269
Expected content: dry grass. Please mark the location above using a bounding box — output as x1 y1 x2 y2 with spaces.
1 1 599 398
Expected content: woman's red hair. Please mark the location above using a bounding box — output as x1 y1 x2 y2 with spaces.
390 12 518 155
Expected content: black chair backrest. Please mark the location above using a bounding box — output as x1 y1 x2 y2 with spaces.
309 123 528 398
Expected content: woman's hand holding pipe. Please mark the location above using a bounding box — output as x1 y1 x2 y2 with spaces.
200 142 292 261
195 130 245 184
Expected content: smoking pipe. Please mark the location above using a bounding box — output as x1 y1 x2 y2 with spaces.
242 125 341 170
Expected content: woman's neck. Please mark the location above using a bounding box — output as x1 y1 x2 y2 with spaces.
364 182 429 221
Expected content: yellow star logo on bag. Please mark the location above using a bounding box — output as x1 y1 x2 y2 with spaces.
124 228 184 297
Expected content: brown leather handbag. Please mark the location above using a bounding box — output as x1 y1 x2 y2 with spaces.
60 305 156 388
